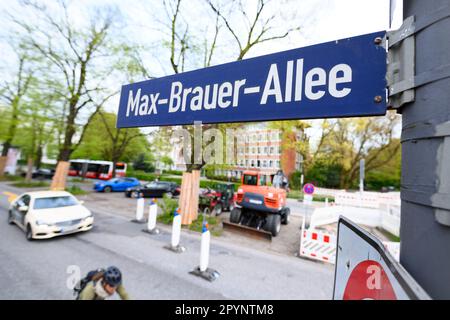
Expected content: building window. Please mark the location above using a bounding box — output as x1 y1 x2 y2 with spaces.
269 160 273 167
270 147 274 154
245 160 248 167
263 160 267 168
263 147 268 154
276 160 280 168
257 160 261 167
251 160 255 167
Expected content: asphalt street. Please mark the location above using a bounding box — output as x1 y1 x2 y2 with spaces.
0 182 334 300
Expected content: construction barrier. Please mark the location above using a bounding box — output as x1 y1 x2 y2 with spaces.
299 202 335 265
382 241 400 262
299 225 337 264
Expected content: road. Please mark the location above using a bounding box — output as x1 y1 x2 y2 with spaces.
0 182 334 300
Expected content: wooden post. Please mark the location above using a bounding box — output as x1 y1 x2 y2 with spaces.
50 161 70 191
190 170 200 222
179 170 201 225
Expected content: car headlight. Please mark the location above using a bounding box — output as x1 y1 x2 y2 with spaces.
35 220 50 226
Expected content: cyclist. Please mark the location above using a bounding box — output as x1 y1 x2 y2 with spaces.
76 266 130 300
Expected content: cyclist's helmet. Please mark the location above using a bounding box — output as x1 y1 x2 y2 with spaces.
103 266 122 287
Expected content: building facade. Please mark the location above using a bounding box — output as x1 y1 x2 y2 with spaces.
169 123 302 179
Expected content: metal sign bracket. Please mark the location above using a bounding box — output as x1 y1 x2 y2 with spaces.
386 5 450 110
385 16 415 110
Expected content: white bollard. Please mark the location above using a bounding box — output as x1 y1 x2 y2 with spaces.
189 218 219 281
142 198 160 234
136 197 144 221
147 198 158 231
325 198 329 207
171 208 182 248
199 220 210 272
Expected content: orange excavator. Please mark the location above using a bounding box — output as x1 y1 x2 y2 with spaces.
223 170 290 240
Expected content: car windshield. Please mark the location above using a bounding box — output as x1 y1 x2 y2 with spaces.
33 196 79 210
146 182 159 188
243 174 257 186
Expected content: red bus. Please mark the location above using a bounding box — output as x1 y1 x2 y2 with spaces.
69 159 127 180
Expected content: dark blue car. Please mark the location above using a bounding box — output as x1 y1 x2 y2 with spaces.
93 177 140 192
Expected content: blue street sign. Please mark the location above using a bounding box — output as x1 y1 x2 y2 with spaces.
117 31 386 128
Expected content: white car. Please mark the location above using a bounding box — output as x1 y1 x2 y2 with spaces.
7 191 94 240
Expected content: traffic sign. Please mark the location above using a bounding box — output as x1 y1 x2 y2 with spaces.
333 216 430 300
117 31 387 128
303 183 315 195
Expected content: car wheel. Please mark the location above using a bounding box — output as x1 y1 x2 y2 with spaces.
132 191 140 198
281 208 290 225
7 211 14 225
104 186 112 193
230 208 242 223
265 214 281 237
213 203 222 216
26 224 34 241
166 192 173 199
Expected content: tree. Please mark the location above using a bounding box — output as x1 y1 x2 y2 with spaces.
71 110 151 176
307 112 401 189
0 45 35 176
151 0 301 171
13 89 59 181
12 1 121 188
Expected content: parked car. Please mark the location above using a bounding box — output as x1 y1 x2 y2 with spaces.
21 168 55 180
7 191 94 240
381 186 396 193
93 177 140 192
125 181 180 198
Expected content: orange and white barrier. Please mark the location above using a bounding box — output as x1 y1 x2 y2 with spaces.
299 227 337 264
299 213 337 264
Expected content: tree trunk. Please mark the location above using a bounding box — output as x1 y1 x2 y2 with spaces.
35 145 43 170
25 157 33 183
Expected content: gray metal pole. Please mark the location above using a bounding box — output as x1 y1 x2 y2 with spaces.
401 0 450 299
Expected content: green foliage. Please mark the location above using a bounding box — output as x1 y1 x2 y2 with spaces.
305 160 342 189
188 215 222 236
286 190 335 202
65 185 88 195
0 175 24 182
132 153 155 172
12 180 49 188
126 169 158 181
71 111 150 164
164 170 183 176
365 170 400 191
288 171 302 190
157 195 179 224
